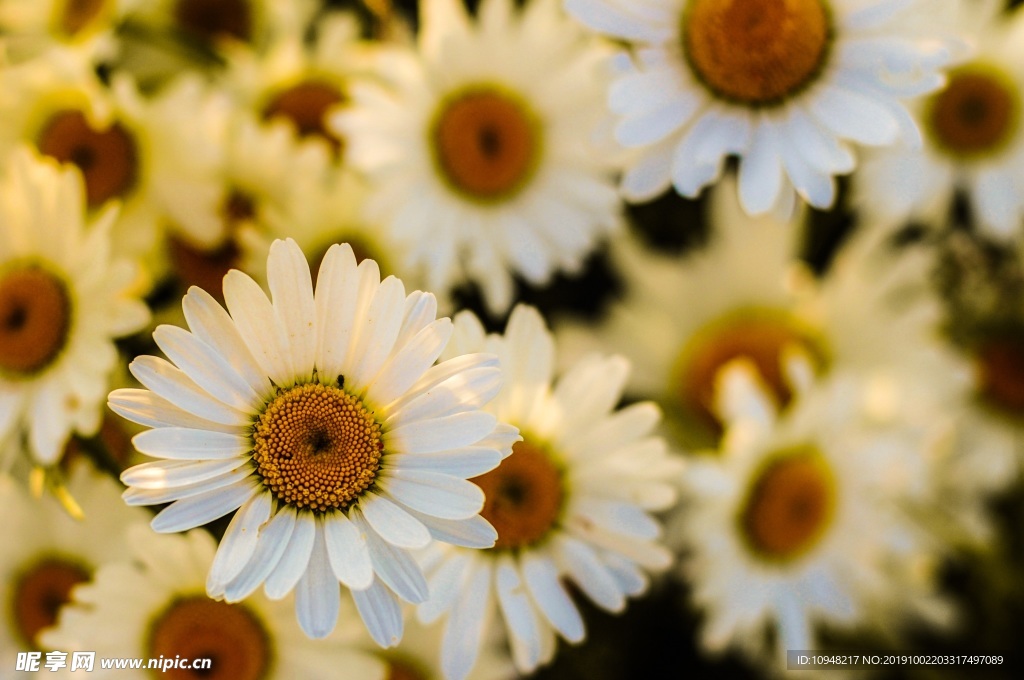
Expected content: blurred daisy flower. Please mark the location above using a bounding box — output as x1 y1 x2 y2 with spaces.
571 175 947 448
0 0 137 63
0 147 148 469
335 0 621 314
420 305 683 679
565 0 955 215
110 238 515 644
0 463 145 666
855 0 1024 237
43 525 384 680
679 363 953 668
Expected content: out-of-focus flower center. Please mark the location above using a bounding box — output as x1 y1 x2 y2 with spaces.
36 109 138 209
167 190 254 298
974 331 1024 418
431 87 541 202
263 81 346 153
54 0 108 37
386 658 430 680
682 0 832 106
252 383 383 512
0 265 71 376
675 308 827 433
927 65 1020 159
471 439 563 550
12 558 90 647
740 448 835 560
148 597 270 680
174 0 252 43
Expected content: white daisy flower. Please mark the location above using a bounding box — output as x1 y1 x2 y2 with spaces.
0 0 136 63
42 525 384 680
854 0 1024 237
679 363 953 668
334 0 621 314
565 0 955 215
419 305 683 680
110 238 516 645
568 174 951 449
0 147 148 468
0 462 146 667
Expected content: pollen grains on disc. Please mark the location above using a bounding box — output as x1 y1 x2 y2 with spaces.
973 329 1024 419
739 447 836 561
263 81 346 153
174 0 252 43
54 0 108 38
430 86 542 203
0 265 72 377
251 383 384 512
36 109 138 208
471 439 564 550
682 0 832 106
12 558 90 647
148 596 270 680
675 308 828 432
926 64 1021 160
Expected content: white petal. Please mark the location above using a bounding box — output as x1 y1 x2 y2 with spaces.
122 467 255 506
810 85 900 146
404 510 497 549
151 477 260 533
322 509 374 590
121 458 249 489
495 555 542 672
521 551 584 642
223 269 294 387
352 578 404 648
385 411 499 454
366 319 453 407
738 119 785 215
379 470 485 520
152 325 262 412
295 520 341 639
108 389 245 435
314 243 362 382
419 551 471 624
129 356 251 426
222 506 297 602
555 536 625 612
385 367 502 426
207 492 272 595
131 427 251 460
267 239 317 384
442 560 493 680
384 448 502 478
355 511 429 603
360 491 431 549
348 276 407 388
264 511 316 599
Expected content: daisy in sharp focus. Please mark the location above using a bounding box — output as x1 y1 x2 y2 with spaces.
564 0 955 215
0 462 146 668
679 362 953 669
854 0 1024 238
419 305 683 680
0 147 148 470
334 0 622 314
42 525 385 680
110 238 517 645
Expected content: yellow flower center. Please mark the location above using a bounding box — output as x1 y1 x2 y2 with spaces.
148 597 270 680
471 439 563 550
674 308 827 434
926 65 1021 159
174 0 252 43
0 266 71 377
740 449 835 560
431 87 542 202
36 109 138 209
54 0 107 38
974 331 1024 419
682 0 832 106
252 383 383 512
263 81 346 154
12 558 90 648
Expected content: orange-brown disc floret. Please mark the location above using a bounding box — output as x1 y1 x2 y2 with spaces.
263 81 346 153
927 66 1020 159
148 597 271 680
252 383 383 512
0 265 72 376
37 109 138 209
471 439 564 550
974 331 1024 418
683 0 832 106
740 450 836 560
431 88 541 202
13 558 90 647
